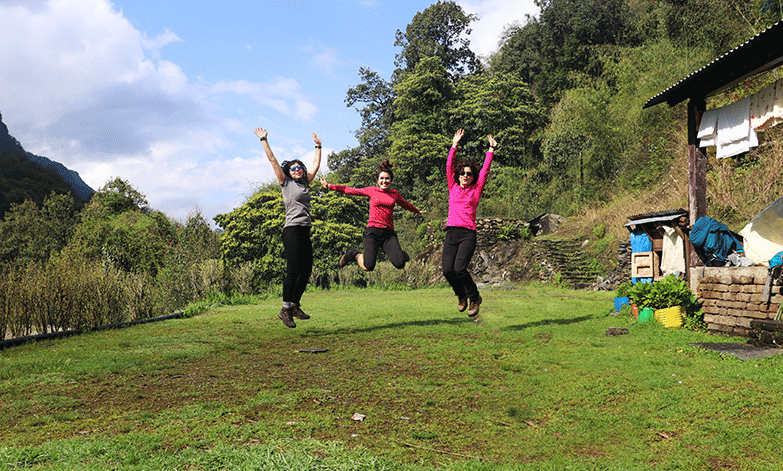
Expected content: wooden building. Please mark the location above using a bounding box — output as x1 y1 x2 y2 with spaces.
643 21 783 337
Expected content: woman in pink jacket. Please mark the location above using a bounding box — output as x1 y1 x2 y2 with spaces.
443 129 496 317
320 160 423 271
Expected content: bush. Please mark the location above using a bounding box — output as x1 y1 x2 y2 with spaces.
626 275 702 322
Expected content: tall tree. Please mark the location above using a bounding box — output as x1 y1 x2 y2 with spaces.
393 1 481 80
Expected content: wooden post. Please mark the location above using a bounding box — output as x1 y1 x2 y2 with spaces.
687 98 707 276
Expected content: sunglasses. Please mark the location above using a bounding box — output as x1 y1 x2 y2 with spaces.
290 165 304 172
459 171 473 177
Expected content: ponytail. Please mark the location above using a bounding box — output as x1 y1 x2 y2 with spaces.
376 159 394 181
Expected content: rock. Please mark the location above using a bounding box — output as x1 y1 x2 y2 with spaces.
606 327 629 336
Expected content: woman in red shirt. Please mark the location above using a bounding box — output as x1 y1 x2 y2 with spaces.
320 160 423 271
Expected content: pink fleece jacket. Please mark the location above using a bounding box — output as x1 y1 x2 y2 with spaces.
445 147 493 231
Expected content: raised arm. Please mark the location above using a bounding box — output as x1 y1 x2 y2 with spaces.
307 133 322 184
446 129 464 187
475 134 496 191
254 127 286 185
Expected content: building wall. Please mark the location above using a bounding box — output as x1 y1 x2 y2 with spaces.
693 266 781 336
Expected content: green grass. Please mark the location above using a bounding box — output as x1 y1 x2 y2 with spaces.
1 285 782 470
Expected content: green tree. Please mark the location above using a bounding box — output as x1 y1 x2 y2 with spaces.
524 0 639 106
0 192 78 265
214 185 365 287
393 0 481 80
84 177 150 219
65 179 175 276
489 19 542 87
446 72 546 169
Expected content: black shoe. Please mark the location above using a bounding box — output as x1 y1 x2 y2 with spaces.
467 295 482 317
339 247 359 267
278 307 296 328
291 304 310 320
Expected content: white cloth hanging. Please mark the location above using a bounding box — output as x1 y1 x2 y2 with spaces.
750 78 783 131
697 97 758 158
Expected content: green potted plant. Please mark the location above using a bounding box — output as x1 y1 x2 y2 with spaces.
647 275 695 328
627 281 655 322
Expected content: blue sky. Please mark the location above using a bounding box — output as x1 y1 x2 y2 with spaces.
0 0 538 224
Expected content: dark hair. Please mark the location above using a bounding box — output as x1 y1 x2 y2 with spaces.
376 159 394 181
281 160 308 180
453 161 479 186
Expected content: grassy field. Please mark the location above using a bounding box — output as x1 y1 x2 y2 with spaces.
1 284 782 470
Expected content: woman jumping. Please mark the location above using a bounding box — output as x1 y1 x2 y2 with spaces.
320 160 422 271
442 129 496 317
255 126 321 328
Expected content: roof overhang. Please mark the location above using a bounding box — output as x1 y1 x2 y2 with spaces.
644 21 783 109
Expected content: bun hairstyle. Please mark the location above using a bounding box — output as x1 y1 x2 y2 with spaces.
281 159 308 180
376 159 394 181
454 160 479 187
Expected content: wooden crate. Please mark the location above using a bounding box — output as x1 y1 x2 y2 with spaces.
632 251 655 278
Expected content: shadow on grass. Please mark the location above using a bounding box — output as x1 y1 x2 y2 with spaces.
502 315 594 331
299 317 469 337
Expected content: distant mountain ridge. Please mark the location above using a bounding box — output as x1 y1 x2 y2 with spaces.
0 112 94 216
24 153 94 202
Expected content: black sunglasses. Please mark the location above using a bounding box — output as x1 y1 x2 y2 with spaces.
459 171 473 177
290 164 304 172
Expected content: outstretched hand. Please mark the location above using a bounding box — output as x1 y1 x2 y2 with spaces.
254 127 268 140
452 129 464 147
319 176 329 189
313 132 321 146
487 134 497 148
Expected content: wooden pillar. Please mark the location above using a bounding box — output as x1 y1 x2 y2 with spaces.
687 98 707 274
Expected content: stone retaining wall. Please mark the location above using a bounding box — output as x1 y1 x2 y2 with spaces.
692 266 781 336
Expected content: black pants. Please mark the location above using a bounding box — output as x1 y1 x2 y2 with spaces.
442 227 479 301
282 226 312 304
362 227 407 271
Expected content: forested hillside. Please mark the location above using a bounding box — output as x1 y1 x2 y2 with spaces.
0 113 94 218
325 0 783 237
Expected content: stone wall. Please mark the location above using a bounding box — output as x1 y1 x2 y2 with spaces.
692 266 781 336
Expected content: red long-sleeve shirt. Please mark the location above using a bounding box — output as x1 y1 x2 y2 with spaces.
329 185 420 230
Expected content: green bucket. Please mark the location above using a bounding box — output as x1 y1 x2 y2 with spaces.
638 307 654 323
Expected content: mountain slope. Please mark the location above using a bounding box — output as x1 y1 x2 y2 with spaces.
0 112 94 216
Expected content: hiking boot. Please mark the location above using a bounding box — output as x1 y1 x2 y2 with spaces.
467 295 482 317
278 307 296 328
291 304 310 320
457 296 468 312
402 251 410 263
338 247 359 267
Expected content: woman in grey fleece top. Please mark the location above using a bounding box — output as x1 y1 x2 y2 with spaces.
254 127 322 328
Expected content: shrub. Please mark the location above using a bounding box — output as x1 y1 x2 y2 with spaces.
498 222 520 241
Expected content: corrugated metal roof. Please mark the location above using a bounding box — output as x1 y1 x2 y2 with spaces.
624 214 687 228
643 21 783 109
627 208 687 221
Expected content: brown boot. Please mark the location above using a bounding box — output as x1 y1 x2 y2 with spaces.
291 303 310 320
278 307 296 328
467 295 482 317
457 296 468 312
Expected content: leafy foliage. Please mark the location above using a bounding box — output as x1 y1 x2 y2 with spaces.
393 0 481 79
214 184 366 287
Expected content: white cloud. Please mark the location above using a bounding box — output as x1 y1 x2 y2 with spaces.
458 0 539 57
0 0 321 223
312 47 341 75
